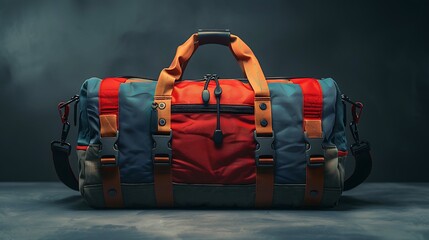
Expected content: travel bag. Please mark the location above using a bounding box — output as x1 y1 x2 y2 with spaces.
51 30 372 208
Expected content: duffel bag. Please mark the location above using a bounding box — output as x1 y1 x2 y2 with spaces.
51 30 372 208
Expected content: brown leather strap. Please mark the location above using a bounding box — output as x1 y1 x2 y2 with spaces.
290 78 325 207
100 157 123 207
153 97 171 134
304 119 323 138
153 156 174 207
152 99 174 207
304 158 325 206
98 77 126 208
153 32 275 208
99 114 123 208
100 114 118 137
304 119 325 206
255 157 274 207
290 78 325 206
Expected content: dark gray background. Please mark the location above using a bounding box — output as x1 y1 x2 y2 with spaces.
0 0 428 182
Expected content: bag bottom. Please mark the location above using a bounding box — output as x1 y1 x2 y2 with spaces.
82 183 342 209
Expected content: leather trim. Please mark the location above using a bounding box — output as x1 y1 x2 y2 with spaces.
255 164 274 207
100 166 123 207
304 165 324 205
338 150 348 157
100 157 117 165
154 156 174 207
98 77 126 208
76 145 88 151
99 114 117 137
293 78 325 206
254 97 273 135
304 119 323 138
154 97 171 134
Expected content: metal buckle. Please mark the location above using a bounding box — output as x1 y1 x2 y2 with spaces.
152 131 173 166
99 132 119 167
254 131 275 167
304 133 324 167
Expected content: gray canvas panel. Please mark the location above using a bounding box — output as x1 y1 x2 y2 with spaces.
77 149 86 195
77 145 103 199
338 156 346 190
118 81 157 183
323 146 341 189
82 183 341 208
269 83 306 184
82 185 105 208
80 144 102 186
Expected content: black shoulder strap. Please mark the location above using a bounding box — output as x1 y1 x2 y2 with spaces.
342 94 372 191
344 140 372 191
52 95 80 191
51 141 79 191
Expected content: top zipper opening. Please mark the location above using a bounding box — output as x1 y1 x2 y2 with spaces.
171 104 253 114
119 76 319 82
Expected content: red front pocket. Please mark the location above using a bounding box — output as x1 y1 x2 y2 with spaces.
171 113 256 184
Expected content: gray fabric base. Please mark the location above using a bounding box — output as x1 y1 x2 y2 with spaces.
82 183 342 208
79 146 345 208
0 182 428 240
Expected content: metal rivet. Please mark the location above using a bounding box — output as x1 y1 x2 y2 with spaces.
260 119 268 127
310 190 318 197
159 118 166 126
108 188 117 197
151 102 158 109
159 102 166 110
259 103 267 110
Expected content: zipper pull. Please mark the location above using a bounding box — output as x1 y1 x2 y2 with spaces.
201 73 223 147
212 74 223 147
202 74 211 105
213 74 222 96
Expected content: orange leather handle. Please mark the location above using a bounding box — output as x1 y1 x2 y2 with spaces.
154 33 270 98
154 33 273 136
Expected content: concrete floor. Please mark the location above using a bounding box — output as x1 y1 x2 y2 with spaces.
0 183 428 240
